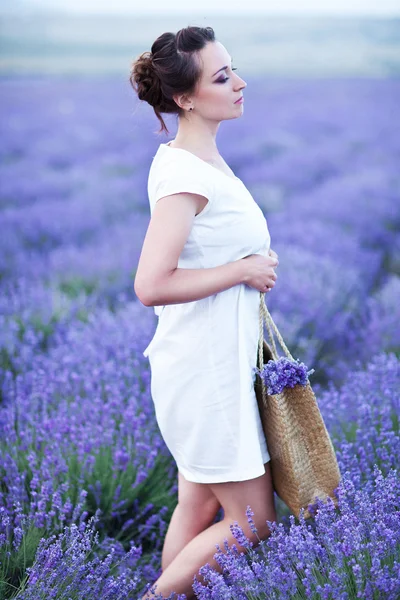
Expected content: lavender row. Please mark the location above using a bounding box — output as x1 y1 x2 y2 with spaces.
2 351 398 598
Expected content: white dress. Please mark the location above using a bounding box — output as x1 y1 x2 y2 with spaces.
142 141 271 483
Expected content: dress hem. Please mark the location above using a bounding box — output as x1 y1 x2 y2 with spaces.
177 458 271 484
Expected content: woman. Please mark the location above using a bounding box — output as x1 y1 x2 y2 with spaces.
130 25 279 599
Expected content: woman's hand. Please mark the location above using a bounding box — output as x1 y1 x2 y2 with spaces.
240 248 279 293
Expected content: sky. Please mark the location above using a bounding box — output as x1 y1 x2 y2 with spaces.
7 0 400 15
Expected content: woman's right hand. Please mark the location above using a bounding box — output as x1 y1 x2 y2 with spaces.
240 253 279 293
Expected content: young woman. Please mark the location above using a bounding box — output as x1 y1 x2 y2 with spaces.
130 25 279 599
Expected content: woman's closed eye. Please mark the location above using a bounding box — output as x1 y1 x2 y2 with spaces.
216 67 238 83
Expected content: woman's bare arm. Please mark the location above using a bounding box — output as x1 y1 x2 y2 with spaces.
134 191 246 307
138 260 246 307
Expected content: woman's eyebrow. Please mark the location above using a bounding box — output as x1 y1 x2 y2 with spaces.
212 57 233 77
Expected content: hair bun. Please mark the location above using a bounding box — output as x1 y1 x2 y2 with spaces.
130 51 162 108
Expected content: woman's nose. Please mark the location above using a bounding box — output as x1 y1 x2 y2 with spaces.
235 76 247 90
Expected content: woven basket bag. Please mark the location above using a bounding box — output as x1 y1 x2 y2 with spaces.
254 292 341 519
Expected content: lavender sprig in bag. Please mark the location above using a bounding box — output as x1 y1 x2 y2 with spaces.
253 356 315 395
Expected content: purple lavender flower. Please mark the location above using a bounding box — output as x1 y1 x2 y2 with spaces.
254 356 315 395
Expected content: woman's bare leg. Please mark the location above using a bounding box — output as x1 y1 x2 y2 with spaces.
161 471 222 571
141 462 276 600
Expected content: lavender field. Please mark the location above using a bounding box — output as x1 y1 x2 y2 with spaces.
1 74 399 598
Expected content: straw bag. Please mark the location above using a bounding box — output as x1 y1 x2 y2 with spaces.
254 292 341 519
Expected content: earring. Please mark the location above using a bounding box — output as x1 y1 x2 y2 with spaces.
189 107 193 111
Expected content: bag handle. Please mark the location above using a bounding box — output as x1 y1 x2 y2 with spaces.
258 292 296 405
257 291 295 376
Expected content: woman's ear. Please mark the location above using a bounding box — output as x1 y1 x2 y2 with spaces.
172 93 192 111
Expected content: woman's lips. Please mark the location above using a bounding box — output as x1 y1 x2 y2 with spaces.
235 97 244 104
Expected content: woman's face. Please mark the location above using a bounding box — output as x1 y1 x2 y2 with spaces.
189 41 247 121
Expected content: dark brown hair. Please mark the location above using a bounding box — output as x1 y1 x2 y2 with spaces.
129 25 216 134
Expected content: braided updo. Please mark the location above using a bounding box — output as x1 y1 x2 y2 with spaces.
129 26 216 134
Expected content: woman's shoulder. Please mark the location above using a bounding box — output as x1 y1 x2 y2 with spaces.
147 144 217 208
149 143 207 182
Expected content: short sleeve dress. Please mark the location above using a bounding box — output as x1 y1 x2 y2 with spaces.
142 141 271 483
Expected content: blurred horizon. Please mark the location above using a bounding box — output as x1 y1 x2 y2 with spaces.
1 12 400 78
